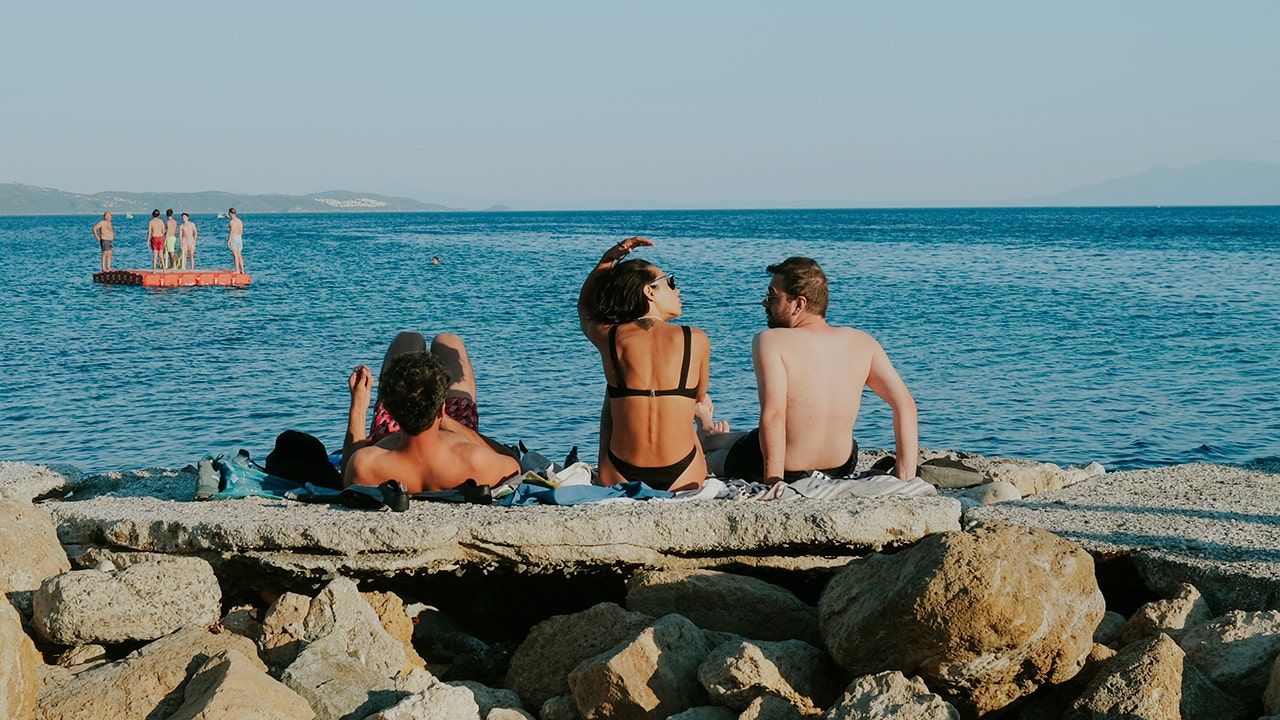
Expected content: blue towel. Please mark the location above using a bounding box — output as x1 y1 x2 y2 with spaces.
210 451 305 499
497 481 673 506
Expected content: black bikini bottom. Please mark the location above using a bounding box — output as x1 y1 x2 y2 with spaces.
607 445 698 491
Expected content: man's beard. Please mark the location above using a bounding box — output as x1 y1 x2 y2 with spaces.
765 308 789 329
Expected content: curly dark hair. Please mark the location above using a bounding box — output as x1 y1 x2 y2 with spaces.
380 351 451 435
595 259 659 324
767 256 829 318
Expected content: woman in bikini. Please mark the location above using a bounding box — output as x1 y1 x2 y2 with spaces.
578 237 710 491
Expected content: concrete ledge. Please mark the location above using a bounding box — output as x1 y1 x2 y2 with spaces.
968 463 1280 612
48 494 961 580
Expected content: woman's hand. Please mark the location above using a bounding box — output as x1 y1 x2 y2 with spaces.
603 236 655 263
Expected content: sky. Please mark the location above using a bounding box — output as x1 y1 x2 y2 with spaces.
2 1 1277 209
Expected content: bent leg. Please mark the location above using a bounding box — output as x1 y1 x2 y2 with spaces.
378 331 428 382
430 333 476 401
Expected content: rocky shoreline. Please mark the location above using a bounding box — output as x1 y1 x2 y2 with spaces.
2 454 1279 719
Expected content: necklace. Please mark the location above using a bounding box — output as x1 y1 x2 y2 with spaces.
637 315 663 321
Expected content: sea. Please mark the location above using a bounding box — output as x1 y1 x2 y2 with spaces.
1 207 1277 475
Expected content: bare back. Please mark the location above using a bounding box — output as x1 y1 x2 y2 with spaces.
753 323 887 471
597 321 710 468
148 217 164 237
346 417 518 493
229 216 243 236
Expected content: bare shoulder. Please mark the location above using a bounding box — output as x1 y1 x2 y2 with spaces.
345 443 387 485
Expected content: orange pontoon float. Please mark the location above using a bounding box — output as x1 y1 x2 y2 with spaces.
93 270 251 287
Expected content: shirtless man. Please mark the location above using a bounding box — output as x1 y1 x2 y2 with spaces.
179 213 197 269
226 208 245 274
147 209 165 271
91 212 114 271
342 332 519 492
164 210 179 269
700 257 919 483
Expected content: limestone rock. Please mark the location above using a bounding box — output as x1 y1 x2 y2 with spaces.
819 520 1104 715
918 459 984 489
821 671 959 720
1268 653 1280 714
667 707 737 720
506 602 653 710
1 599 39 720
741 693 806 719
364 676 481 720
540 694 582 720
34 626 262 720
626 569 821 645
0 462 72 503
960 481 1021 505
1178 609 1280 707
280 577 405 720
33 556 221 645
697 639 842 714
1092 611 1125 646
488 709 537 720
1180 661 1247 720
362 590 427 673
0 498 71 614
219 605 262 640
259 591 312 671
1116 582 1213 646
451 680 532 718
1066 633 1184 720
55 644 107 668
166 649 315 720
567 614 711 720
984 459 1071 496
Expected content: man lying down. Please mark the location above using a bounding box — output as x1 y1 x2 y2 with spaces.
342 332 520 493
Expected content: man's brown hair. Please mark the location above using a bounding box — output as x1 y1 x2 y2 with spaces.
766 256 828 318
381 351 451 435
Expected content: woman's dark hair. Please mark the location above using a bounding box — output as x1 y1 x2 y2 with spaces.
595 259 659 324
380 351 451 435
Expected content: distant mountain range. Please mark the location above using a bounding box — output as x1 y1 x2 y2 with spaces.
1020 160 1280 207
0 184 459 215
3 160 1278 214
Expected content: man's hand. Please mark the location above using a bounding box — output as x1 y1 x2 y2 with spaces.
348 365 373 405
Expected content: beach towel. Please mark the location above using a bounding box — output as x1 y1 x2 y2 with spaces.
498 481 673 506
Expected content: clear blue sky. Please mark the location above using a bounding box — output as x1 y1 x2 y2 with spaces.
2 1 1276 209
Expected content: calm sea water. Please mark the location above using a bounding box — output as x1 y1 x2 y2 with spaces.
0 208 1277 474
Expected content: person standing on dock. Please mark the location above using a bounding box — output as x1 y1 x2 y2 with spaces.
91 212 114 272
147 210 165 271
164 210 179 270
227 208 245 274
179 213 197 269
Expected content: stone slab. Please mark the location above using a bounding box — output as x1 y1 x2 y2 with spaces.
968 463 1280 612
46 493 961 580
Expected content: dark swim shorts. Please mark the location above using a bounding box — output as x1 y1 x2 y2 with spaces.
368 395 479 444
721 427 858 483
99 238 113 252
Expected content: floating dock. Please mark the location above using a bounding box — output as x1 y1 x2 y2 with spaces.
93 270 252 287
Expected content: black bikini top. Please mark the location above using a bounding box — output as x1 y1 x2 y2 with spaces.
606 324 697 399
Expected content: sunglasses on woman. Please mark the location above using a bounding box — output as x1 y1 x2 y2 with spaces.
650 273 677 290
